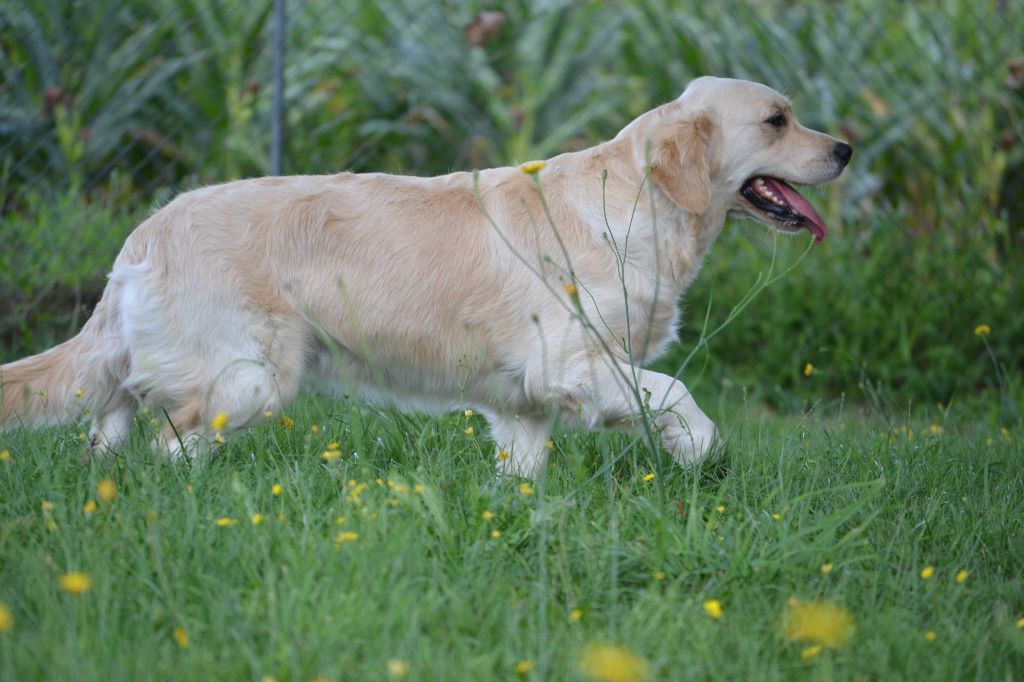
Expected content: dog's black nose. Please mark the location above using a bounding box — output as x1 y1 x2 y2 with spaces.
833 142 853 166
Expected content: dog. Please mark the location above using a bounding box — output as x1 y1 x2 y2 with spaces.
0 77 851 478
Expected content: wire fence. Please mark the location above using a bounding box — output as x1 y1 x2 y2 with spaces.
2 0 1021 213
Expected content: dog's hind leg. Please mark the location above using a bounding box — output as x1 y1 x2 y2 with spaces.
89 389 138 452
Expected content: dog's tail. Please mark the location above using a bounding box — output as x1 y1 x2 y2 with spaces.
0 298 127 431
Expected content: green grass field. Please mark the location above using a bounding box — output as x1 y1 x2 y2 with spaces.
2 390 1022 680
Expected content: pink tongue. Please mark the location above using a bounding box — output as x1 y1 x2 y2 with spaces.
763 178 827 243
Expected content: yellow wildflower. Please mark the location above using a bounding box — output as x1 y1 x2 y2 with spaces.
78 432 88 442
652 571 667 581
464 409 474 418
0 449 10 461
515 660 535 674
569 608 583 622
0 602 12 632
41 500 54 513
497 450 509 461
97 479 116 502
321 449 342 461
482 510 496 520
803 362 814 377
278 415 295 429
820 563 834 574
213 433 226 445
564 282 578 297
1016 617 1024 629
974 324 990 336
335 531 359 544
336 516 347 525
924 630 936 642
174 626 189 648
251 513 263 525
216 517 238 527
75 389 85 398
642 473 655 482
211 412 229 431
519 482 534 496
703 599 723 619
491 530 502 539
800 645 823 660
544 440 555 449
310 424 319 433
955 569 969 583
464 426 474 436
264 410 274 419
920 565 934 580
59 572 91 595
782 599 855 648
386 659 410 677
272 483 283 496
579 643 649 682
413 484 425 494
83 500 98 514
771 513 782 520
520 160 546 174
715 504 726 514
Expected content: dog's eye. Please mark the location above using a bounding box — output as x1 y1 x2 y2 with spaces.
765 113 787 128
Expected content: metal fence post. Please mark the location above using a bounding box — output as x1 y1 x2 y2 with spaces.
271 0 286 175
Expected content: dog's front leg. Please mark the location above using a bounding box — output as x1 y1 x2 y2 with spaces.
550 358 721 469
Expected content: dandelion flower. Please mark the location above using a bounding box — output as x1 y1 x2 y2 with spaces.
974 324 990 336
0 603 12 632
544 440 555 450
251 513 263 525
515 660 535 674
41 501 55 513
386 659 410 677
642 473 655 482
803 363 814 377
579 643 649 682
83 500 98 514
321 449 342 461
278 416 295 429
413 484 425 494
464 409 474 418
264 410 274 419
211 412 229 431
703 599 723 619
920 566 934 580
820 563 834 574
75 389 85 398
0 449 10 461
310 424 319 433
216 517 238 527
59 572 91 595
491 530 502 539
771 513 782 521
652 571 667 581
800 645 823 660
569 608 583 622
1016 617 1024 629
564 282 578 297
336 531 359 544
272 483 283 496
174 627 189 648
482 510 496 520
924 630 936 642
782 599 855 648
520 160 546 174
97 478 116 502
715 504 726 514
955 570 969 583
464 426 474 436
519 482 534 496
497 450 509 461
213 433 225 445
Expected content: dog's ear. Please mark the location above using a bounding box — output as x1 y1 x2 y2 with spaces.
650 114 715 215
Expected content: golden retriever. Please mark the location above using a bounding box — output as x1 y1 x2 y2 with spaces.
0 77 851 478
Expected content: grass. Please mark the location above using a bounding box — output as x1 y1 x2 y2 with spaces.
2 392 1022 680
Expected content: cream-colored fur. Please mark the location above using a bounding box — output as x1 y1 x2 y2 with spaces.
0 77 850 478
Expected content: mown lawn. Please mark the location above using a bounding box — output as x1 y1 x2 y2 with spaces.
1 391 1022 681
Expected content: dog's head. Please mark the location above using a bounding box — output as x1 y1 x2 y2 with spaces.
648 76 852 243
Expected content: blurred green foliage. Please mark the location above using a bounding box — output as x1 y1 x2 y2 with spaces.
1 0 1021 411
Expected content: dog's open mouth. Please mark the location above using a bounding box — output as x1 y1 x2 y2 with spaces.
740 177 827 244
